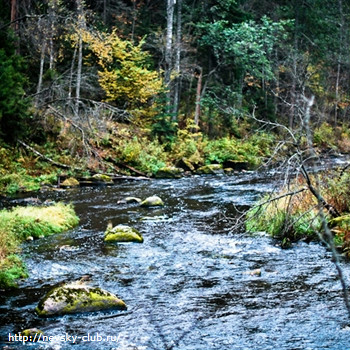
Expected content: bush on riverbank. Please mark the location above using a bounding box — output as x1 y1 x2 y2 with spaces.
246 169 350 252
0 203 79 288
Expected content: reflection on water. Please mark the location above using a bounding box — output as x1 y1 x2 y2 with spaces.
0 173 349 350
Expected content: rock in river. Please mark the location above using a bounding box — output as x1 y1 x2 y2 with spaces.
104 224 144 243
140 195 164 207
196 164 223 175
36 283 127 317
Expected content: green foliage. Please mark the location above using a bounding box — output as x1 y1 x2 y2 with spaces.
0 255 28 289
200 16 292 81
246 195 321 247
0 31 30 142
313 122 337 149
116 136 167 175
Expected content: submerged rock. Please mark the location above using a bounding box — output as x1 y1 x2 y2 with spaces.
61 177 80 187
140 195 164 207
196 164 223 175
155 166 184 178
36 283 127 317
104 224 144 243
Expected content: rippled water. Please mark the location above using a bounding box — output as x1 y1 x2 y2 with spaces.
1 172 350 350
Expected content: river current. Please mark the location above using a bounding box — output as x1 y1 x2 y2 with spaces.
0 170 349 349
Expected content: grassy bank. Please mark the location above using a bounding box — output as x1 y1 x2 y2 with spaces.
0 203 79 288
246 169 350 254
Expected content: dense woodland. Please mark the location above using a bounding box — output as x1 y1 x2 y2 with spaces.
1 0 350 184
2 1 350 311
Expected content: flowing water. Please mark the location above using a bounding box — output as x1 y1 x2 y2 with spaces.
1 170 350 350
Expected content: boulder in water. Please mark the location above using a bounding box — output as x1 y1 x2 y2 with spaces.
61 177 80 188
140 195 164 207
91 174 114 184
35 283 127 317
104 224 143 243
155 166 184 178
196 164 223 175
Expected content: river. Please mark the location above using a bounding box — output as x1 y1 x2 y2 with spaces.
1 170 349 350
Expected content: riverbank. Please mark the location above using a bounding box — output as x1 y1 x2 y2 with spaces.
0 203 79 288
246 167 350 255
2 121 350 197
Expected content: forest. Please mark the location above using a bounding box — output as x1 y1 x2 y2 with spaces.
1 1 350 348
1 0 350 185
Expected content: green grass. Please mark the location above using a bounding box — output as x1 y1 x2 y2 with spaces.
0 203 79 288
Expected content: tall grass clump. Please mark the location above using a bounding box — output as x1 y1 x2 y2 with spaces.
0 203 79 288
246 169 350 252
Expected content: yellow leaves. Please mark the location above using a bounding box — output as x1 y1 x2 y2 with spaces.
80 28 163 111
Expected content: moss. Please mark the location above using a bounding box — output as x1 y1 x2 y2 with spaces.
0 203 79 288
155 166 184 179
22 329 44 337
36 283 127 316
104 225 143 243
91 174 113 184
61 177 80 187
196 164 223 175
140 195 164 207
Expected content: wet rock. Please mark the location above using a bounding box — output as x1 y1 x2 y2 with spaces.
140 195 164 207
244 268 262 277
196 164 223 175
118 197 142 204
21 328 44 338
60 177 80 188
155 166 184 178
91 174 114 185
104 224 144 243
35 282 127 317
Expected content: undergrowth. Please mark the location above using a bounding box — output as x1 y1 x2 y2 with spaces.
246 169 350 253
0 203 79 288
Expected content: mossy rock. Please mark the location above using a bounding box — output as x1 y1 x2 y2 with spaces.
196 164 223 175
35 283 127 317
104 224 143 243
91 174 114 184
140 195 164 207
61 177 80 187
155 166 184 179
22 328 44 337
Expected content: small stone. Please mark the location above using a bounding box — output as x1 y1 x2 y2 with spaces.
125 197 142 203
140 195 164 207
61 177 80 187
244 268 262 277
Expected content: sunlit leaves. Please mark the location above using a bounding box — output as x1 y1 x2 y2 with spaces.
81 29 163 109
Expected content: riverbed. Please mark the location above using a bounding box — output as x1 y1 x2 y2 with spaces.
1 170 349 350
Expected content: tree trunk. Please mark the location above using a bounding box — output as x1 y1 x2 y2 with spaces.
172 0 182 120
36 40 47 106
11 0 17 31
164 0 175 90
194 67 202 126
75 0 85 113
